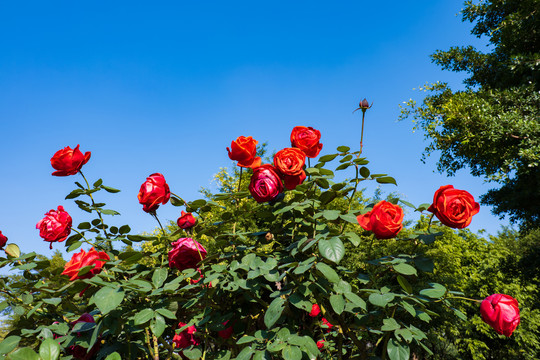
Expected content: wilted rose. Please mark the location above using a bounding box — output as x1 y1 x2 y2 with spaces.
480 294 520 337
50 145 91 176
0 231 7 249
248 164 283 203
36 205 72 248
177 211 197 229
227 136 261 168
138 173 171 213
428 185 480 229
62 247 110 281
309 304 321 317
357 200 403 239
168 238 207 271
290 126 323 158
173 322 200 349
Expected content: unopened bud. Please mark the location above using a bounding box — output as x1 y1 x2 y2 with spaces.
353 98 373 113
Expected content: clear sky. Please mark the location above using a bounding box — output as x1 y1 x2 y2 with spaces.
0 1 508 259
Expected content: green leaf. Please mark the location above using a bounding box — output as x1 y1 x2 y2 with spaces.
93 287 124 314
170 196 185 206
39 338 60 360
101 209 120 215
42 298 62 306
319 154 338 162
264 297 285 329
340 213 359 224
237 336 256 345
134 308 154 325
5 244 20 258
376 176 398 186
414 257 434 272
337 146 350 152
453 308 467 321
387 338 410 360
329 294 345 315
183 348 203 360
344 292 367 310
315 262 339 283
401 302 416 317
289 293 311 312
419 283 447 298
105 352 122 360
395 329 413 343
322 210 340 220
119 225 131 234
381 318 400 331
281 345 302 360
7 347 39 360
318 237 345 264
397 275 412 294
359 166 370 178
368 293 395 308
152 268 168 289
150 314 166 337
236 346 254 360
77 222 91 230
0 336 21 355
336 163 351 170
343 231 361 246
101 185 120 193
393 263 417 276
156 308 176 319
93 178 103 187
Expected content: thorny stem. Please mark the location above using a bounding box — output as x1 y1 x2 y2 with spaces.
79 170 110 240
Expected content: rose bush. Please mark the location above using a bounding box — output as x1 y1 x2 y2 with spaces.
0 114 523 360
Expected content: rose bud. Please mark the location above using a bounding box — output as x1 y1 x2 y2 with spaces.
177 211 197 229
290 126 323 158
309 304 321 317
480 294 520 337
138 173 171 213
428 185 480 229
227 136 262 169
353 98 373 113
36 205 72 248
357 200 404 239
168 238 207 271
0 231 7 249
50 145 91 176
62 247 110 281
218 320 233 339
248 164 283 203
317 340 325 349
173 322 200 349
322 317 333 330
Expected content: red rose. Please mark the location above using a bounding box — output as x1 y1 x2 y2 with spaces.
309 304 321 317
283 171 306 191
50 145 91 176
227 136 262 169
428 185 480 229
168 238 207 271
62 247 110 281
322 317 333 329
290 126 323 158
0 231 7 249
218 321 233 339
36 205 72 248
357 200 403 239
173 322 200 349
138 173 171 213
316 340 325 349
177 211 197 229
480 294 520 337
68 313 100 360
248 164 283 203
274 147 307 190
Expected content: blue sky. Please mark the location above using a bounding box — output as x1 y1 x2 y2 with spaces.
0 1 507 259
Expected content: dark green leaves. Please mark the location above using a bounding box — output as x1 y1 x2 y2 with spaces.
419 283 447 298
315 262 339 283
0 336 20 355
92 287 124 314
39 338 60 360
318 237 345 264
387 338 410 360
264 297 286 329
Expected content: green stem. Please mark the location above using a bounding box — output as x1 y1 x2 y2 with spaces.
152 213 166 236
71 229 96 248
79 170 110 240
237 167 243 192
360 110 366 154
448 295 482 303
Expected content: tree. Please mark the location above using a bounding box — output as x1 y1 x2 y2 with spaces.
400 0 540 228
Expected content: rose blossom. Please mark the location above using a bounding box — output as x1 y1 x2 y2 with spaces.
480 294 520 337
218 321 233 339
227 136 261 168
309 304 321 317
50 145 91 176
322 317 333 330
428 185 480 229
357 200 403 239
290 126 323 158
36 205 72 248
248 164 283 203
0 231 7 249
274 147 307 190
62 247 110 281
138 173 171 213
173 322 200 349
317 340 325 349
177 211 197 229
168 238 207 271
